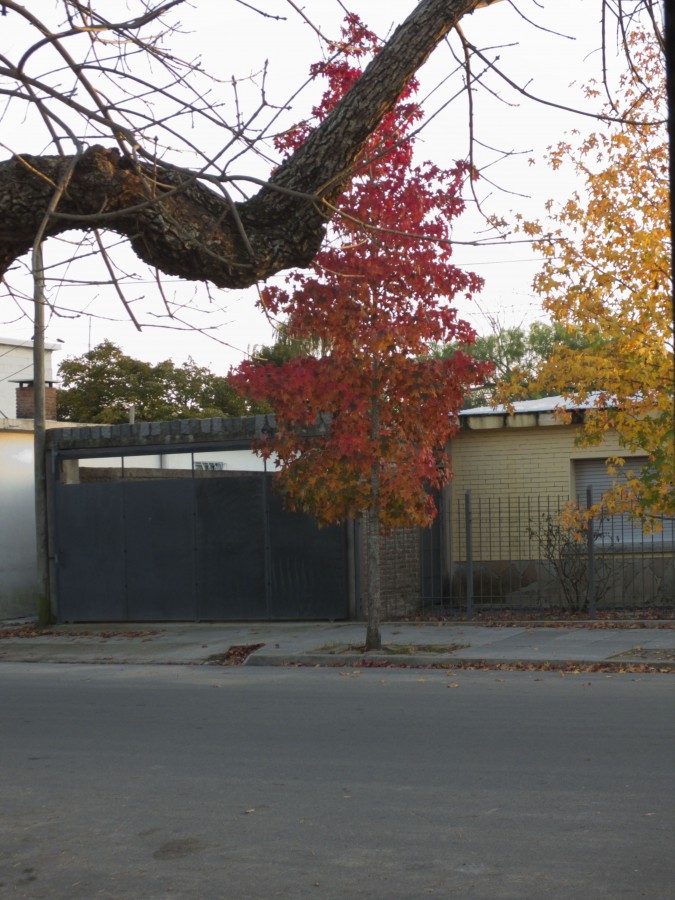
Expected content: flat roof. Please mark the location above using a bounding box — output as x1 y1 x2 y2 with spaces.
0 336 62 352
460 393 603 417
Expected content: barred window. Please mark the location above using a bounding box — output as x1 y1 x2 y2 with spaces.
573 458 674 550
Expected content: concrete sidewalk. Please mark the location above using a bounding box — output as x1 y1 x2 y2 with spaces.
1 619 674 669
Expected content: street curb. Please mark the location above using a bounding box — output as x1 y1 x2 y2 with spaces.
244 652 675 670
0 653 673 670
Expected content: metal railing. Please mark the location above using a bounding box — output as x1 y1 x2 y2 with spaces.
418 491 675 617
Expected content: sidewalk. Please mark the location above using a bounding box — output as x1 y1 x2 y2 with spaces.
1 620 674 669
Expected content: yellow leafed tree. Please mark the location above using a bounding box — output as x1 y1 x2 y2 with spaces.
518 28 673 518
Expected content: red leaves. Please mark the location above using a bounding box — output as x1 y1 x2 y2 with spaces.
0 626 158 639
205 644 265 666
233 15 490 529
0 626 54 639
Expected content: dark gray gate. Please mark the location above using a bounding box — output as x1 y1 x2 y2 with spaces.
54 474 348 622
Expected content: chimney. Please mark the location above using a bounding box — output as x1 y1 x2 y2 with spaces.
15 381 58 421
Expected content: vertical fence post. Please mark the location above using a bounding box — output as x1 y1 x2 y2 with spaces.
465 490 473 619
586 486 596 620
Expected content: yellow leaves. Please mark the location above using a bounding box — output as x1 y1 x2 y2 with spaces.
520 219 542 238
605 456 625 477
520 29 673 516
556 501 588 546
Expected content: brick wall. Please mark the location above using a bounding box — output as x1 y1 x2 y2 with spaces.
447 423 628 562
359 524 422 620
16 384 58 421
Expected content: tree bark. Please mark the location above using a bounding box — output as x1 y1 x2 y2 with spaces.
0 0 480 287
365 376 383 652
365 503 382 652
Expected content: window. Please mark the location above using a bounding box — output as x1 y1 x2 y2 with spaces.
573 458 674 550
194 460 225 471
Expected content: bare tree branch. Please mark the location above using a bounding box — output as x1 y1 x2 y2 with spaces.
0 0 665 333
0 0 487 288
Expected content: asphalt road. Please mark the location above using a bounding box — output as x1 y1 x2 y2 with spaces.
1 664 673 900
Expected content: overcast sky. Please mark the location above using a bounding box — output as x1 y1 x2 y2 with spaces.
1 0 630 375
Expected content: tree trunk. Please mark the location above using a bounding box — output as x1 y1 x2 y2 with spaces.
365 503 382 652
365 376 382 651
0 0 479 286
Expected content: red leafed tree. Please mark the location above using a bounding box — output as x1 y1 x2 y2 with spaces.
232 15 488 649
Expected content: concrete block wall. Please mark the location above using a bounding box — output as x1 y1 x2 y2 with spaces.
46 413 281 454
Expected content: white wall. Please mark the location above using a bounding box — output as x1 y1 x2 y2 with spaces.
0 429 39 619
0 337 59 419
79 448 268 472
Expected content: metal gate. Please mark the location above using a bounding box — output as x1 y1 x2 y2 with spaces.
53 474 348 622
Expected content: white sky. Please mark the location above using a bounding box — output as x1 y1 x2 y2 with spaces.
0 0 631 377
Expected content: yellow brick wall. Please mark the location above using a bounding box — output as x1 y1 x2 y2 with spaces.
446 423 628 561
449 423 628 499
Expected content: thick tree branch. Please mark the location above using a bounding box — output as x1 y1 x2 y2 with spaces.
0 0 482 288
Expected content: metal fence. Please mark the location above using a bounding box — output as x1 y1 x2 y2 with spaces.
418 491 675 617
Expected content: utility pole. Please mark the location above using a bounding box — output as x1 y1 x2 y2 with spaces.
27 143 80 627
32 242 50 627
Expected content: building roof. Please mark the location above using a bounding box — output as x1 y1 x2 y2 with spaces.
457 393 607 432
460 393 602 417
0 335 62 352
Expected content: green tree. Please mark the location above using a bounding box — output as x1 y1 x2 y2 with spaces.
250 323 324 369
57 340 255 423
434 320 592 408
